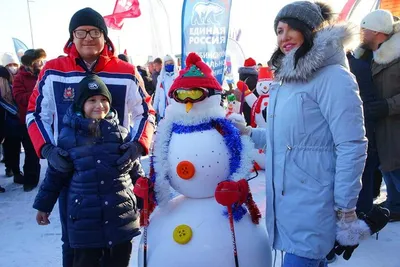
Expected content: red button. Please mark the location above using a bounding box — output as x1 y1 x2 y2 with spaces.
176 161 195 180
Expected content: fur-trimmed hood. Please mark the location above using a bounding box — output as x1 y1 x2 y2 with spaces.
373 22 400 64
275 24 357 82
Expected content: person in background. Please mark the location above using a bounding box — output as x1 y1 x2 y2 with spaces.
137 65 156 97
359 9 400 222
27 7 155 266
257 62 263 71
153 55 178 121
12 49 47 191
0 53 24 185
151 57 162 88
34 75 142 267
347 47 380 214
237 57 259 125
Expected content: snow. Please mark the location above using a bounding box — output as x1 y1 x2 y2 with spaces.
0 155 399 267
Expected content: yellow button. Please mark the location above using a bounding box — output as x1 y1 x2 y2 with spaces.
173 224 193 245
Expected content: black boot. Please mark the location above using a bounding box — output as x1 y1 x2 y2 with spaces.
13 172 25 184
326 248 337 263
5 168 13 177
0 186 5 193
23 183 37 192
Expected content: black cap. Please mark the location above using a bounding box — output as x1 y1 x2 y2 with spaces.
75 74 112 113
69 8 108 38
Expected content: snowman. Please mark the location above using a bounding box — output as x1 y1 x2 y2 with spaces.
237 66 274 128
225 94 241 118
136 53 272 267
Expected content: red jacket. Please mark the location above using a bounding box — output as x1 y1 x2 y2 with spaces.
27 40 155 157
13 67 38 124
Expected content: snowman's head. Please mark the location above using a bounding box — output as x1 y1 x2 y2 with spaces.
256 67 274 96
256 80 273 96
167 53 223 119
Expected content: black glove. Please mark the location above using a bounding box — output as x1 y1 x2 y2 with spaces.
364 100 389 120
116 141 144 172
41 144 73 173
333 205 390 261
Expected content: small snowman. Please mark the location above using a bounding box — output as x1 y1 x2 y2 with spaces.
237 66 274 128
136 53 272 267
225 94 241 118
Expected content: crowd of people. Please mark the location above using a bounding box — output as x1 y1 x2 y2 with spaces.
0 1 399 267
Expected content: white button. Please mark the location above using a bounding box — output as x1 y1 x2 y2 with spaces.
108 241 112 245
105 221 108 224
101 181 104 185
97 160 101 163
108 127 111 130
75 199 78 203
105 201 108 205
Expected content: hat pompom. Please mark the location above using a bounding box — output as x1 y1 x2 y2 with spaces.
186 52 202 67
315 1 334 22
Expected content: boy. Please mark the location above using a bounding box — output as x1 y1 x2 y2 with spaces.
33 75 143 267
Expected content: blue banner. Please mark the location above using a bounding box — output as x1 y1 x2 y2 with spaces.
181 0 232 85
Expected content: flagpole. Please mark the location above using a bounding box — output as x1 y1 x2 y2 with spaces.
158 0 174 55
27 0 35 48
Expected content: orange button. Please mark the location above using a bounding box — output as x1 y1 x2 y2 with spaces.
176 161 195 180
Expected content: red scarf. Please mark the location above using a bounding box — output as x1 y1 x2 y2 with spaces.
250 94 269 128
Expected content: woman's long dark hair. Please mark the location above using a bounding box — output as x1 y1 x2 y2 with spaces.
270 18 315 71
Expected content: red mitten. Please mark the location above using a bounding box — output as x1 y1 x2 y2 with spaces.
237 81 252 96
215 180 240 207
134 177 156 226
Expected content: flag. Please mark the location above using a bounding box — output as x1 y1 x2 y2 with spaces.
181 0 232 85
104 0 141 30
12 38 29 61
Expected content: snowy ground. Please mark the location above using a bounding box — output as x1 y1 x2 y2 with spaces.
0 154 399 267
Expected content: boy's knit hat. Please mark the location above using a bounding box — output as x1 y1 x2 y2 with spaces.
75 74 112 112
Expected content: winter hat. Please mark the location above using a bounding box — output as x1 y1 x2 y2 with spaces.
168 53 222 97
75 74 112 113
69 8 108 39
274 1 331 32
21 49 47 66
361 9 396 34
258 67 274 81
238 58 258 76
1 52 19 67
164 54 174 63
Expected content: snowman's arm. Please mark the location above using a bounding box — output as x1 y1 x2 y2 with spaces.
244 93 257 108
250 128 266 150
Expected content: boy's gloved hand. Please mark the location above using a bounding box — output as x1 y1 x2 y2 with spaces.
36 211 51 225
41 144 73 173
117 141 144 172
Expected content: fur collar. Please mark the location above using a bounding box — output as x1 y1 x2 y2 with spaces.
373 22 400 65
275 24 357 83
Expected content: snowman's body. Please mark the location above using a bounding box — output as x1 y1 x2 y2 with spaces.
138 196 271 267
138 96 272 267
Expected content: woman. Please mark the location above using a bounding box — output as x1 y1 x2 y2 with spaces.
0 53 24 186
234 2 368 266
13 48 46 191
153 55 178 121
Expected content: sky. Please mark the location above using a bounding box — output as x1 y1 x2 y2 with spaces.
0 0 370 65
